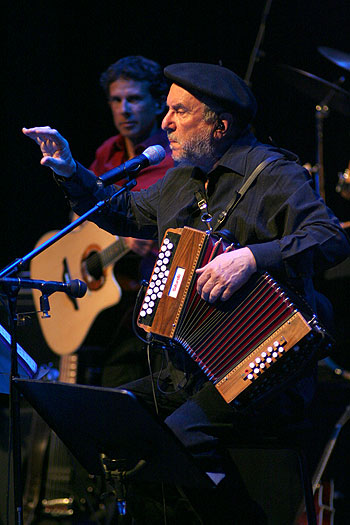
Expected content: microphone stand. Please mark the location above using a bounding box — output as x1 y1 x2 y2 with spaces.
244 0 273 86
313 77 345 201
0 177 136 525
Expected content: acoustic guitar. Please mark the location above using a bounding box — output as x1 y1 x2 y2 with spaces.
30 221 130 355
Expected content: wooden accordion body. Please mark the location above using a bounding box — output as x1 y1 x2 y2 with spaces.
137 227 329 410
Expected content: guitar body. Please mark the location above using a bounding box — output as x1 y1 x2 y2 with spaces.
30 221 124 355
295 481 335 524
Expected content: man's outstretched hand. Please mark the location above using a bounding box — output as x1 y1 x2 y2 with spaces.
22 126 76 178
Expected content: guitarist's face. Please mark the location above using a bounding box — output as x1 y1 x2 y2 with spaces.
108 78 164 144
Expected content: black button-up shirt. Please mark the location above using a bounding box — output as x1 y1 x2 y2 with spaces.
62 131 349 311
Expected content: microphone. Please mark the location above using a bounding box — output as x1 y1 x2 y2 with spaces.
97 145 166 187
0 277 87 298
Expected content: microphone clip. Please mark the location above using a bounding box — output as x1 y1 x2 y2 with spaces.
39 293 51 319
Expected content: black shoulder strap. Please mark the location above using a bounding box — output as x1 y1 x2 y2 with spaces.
212 154 280 232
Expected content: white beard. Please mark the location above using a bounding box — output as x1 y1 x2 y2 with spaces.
169 128 218 170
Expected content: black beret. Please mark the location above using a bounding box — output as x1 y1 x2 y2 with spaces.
164 62 257 125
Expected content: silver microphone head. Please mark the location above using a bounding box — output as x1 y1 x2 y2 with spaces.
142 145 166 165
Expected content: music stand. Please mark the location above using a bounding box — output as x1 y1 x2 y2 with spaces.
14 379 214 493
0 323 38 395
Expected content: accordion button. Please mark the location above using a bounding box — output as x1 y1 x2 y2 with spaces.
261 352 267 358
254 368 260 374
272 352 278 358
140 310 146 317
249 362 255 368
147 308 153 315
267 346 273 353
266 357 272 363
168 243 174 249
247 374 254 380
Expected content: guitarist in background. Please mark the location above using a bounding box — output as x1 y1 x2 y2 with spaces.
80 55 173 388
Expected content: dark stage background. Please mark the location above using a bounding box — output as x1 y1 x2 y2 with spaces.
1 1 350 523
3 0 350 271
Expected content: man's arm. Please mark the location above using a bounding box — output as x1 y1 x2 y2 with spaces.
197 160 350 304
22 126 160 240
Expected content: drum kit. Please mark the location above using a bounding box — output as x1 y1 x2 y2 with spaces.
270 47 350 380
276 46 350 205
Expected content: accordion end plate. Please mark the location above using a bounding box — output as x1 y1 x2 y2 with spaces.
215 312 312 405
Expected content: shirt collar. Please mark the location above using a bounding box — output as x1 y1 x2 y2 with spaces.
216 131 259 177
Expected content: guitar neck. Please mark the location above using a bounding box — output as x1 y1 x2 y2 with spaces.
59 354 79 383
100 237 130 269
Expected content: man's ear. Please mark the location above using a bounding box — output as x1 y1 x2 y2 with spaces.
213 113 233 139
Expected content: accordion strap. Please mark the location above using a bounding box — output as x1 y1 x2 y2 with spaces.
212 154 280 232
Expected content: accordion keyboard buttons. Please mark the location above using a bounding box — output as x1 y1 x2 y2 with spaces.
138 235 176 320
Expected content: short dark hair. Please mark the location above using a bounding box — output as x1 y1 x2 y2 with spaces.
100 55 168 102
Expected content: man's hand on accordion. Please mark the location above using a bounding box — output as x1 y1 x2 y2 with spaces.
196 247 257 303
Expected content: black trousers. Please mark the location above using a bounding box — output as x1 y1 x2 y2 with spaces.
118 347 316 524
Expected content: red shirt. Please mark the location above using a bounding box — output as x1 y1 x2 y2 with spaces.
89 129 173 189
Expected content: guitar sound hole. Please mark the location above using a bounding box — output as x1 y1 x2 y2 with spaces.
84 251 103 280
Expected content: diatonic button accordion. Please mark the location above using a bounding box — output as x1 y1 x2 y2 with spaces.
137 227 330 410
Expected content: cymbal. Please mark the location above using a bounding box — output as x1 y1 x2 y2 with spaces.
277 64 350 116
318 46 350 72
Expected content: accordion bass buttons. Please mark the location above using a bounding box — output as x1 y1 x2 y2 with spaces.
243 339 287 382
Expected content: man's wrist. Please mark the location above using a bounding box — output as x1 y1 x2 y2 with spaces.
54 160 77 181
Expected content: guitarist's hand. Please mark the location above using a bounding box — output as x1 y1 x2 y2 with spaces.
123 237 154 257
22 126 76 178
